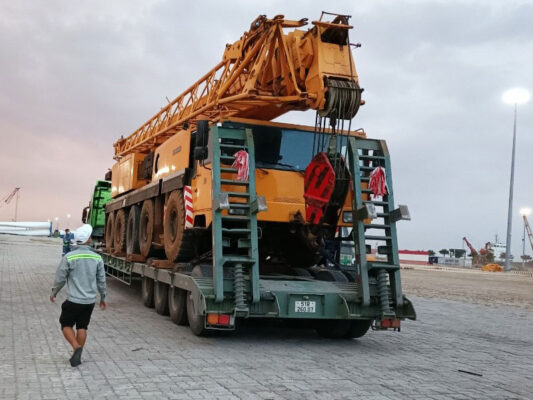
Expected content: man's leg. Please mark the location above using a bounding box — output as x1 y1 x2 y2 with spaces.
76 329 87 347
62 327 81 350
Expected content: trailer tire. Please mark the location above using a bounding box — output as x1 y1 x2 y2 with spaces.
169 286 188 326
154 281 169 315
186 266 208 336
142 276 154 308
113 209 128 254
186 292 208 336
126 205 140 255
139 199 154 257
345 320 371 339
105 212 115 253
315 269 351 338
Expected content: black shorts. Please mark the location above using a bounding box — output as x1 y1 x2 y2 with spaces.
59 300 95 330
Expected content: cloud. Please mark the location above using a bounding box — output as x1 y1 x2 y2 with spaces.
0 0 532 256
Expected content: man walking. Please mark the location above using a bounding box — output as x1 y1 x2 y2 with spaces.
50 224 107 367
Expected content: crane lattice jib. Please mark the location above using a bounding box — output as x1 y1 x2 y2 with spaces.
524 216 533 253
113 14 360 159
1 187 20 206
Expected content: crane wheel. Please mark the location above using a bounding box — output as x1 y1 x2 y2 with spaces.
141 276 154 308
126 205 140 255
169 286 188 326
139 199 154 257
344 320 371 339
315 270 352 339
105 212 115 253
154 281 170 315
164 190 194 262
113 209 128 254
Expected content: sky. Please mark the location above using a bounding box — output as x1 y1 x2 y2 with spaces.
0 0 532 257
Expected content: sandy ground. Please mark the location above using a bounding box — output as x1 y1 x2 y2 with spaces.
402 268 533 310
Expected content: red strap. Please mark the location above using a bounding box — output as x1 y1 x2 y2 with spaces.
368 167 387 198
232 150 249 181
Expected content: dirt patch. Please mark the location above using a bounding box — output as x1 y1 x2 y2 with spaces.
402 268 533 309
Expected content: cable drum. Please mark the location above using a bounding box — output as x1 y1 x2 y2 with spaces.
319 78 362 121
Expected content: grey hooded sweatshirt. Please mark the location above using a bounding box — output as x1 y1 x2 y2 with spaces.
51 245 107 304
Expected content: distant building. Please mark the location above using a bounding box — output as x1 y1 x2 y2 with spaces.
399 250 429 266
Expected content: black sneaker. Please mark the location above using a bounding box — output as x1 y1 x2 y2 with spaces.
70 347 83 367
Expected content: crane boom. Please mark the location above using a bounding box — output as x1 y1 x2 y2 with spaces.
462 236 478 256
113 13 362 159
523 215 533 253
2 187 20 205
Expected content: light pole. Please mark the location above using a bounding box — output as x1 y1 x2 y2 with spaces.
502 88 530 271
54 217 59 232
520 208 531 267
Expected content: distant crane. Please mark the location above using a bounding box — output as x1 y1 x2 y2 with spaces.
523 215 533 253
1 187 21 221
462 236 492 267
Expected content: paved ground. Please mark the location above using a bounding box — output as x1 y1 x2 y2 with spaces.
1 235 532 400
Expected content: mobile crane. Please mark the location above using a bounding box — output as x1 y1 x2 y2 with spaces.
88 13 416 337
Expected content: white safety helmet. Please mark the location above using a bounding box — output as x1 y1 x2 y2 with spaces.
74 224 93 244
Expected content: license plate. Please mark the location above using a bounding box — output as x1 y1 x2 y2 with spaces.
294 300 316 313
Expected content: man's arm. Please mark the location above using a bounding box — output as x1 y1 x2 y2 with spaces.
51 256 69 300
96 259 107 308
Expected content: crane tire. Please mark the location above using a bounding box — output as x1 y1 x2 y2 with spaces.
169 286 188 326
154 281 170 315
126 205 140 255
139 199 154 258
105 212 115 253
164 190 195 262
113 209 128 254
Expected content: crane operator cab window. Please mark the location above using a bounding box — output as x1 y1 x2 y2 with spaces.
253 125 350 172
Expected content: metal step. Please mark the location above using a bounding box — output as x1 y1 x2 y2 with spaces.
222 228 251 235
221 167 238 173
222 215 250 221
365 235 392 241
224 192 250 198
220 144 248 150
221 179 249 186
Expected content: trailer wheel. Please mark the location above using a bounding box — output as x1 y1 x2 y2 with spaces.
142 276 154 308
186 265 208 336
186 292 208 336
315 269 351 338
139 199 154 257
154 281 170 315
169 286 188 326
345 320 371 339
105 212 115 253
113 209 128 254
126 205 140 255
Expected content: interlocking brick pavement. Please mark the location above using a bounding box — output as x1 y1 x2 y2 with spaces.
0 235 531 399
